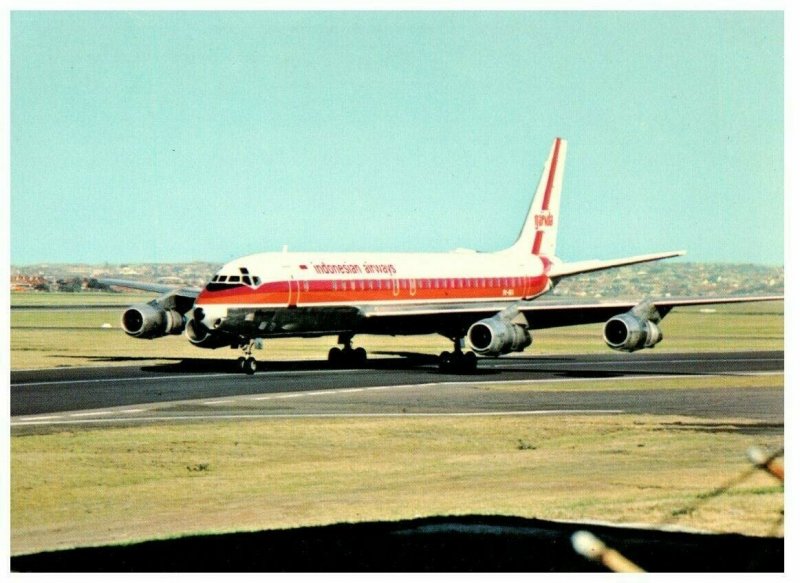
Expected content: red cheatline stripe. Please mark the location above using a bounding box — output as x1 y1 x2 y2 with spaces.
541 137 561 212
532 138 562 255
531 230 544 255
198 275 551 305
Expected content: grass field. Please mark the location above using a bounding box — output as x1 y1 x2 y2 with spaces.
10 291 148 306
11 410 784 555
9 295 784 556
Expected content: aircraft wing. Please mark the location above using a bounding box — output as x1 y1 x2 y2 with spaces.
360 295 782 334
97 278 202 296
548 251 686 279
96 278 201 314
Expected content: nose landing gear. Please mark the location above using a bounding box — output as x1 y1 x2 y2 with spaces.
236 340 260 375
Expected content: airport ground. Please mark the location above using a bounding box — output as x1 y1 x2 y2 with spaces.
9 295 785 565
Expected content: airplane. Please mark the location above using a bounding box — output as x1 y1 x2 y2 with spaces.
102 138 781 374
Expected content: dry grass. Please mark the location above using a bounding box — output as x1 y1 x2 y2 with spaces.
11 414 783 555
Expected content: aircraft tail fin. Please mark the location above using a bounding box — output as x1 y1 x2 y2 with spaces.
504 137 567 258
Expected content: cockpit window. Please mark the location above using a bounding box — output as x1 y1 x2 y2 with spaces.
205 271 261 292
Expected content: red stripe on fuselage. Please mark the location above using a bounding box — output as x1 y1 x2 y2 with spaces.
196 275 550 306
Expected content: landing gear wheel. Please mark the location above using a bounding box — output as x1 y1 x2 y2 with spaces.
463 351 477 371
353 347 367 367
438 351 453 372
438 350 477 374
328 347 343 368
237 356 247 372
328 344 368 368
244 356 257 375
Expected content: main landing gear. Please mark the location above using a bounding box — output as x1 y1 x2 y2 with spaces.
328 334 368 368
439 337 478 373
236 340 259 375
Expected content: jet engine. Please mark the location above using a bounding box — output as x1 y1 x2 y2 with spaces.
467 313 532 356
121 302 185 339
603 304 663 352
185 317 232 349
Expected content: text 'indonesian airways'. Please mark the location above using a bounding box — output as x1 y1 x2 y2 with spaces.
312 262 398 276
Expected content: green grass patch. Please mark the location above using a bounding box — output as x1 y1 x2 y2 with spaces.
11 292 148 307
11 309 123 328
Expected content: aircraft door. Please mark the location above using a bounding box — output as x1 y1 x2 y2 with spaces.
288 276 301 308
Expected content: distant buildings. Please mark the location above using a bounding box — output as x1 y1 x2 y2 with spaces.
10 274 50 292
551 262 783 299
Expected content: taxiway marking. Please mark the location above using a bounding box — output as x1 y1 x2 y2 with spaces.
11 409 627 427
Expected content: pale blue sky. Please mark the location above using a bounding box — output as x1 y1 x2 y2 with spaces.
10 11 783 265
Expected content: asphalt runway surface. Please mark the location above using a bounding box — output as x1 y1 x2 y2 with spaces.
10 350 783 429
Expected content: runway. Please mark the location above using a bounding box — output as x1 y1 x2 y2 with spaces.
10 350 783 429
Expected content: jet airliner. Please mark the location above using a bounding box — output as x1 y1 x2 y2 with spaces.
104 138 780 373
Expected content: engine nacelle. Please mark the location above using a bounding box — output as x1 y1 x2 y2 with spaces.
603 312 663 352
467 315 532 356
185 318 231 349
121 303 185 339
